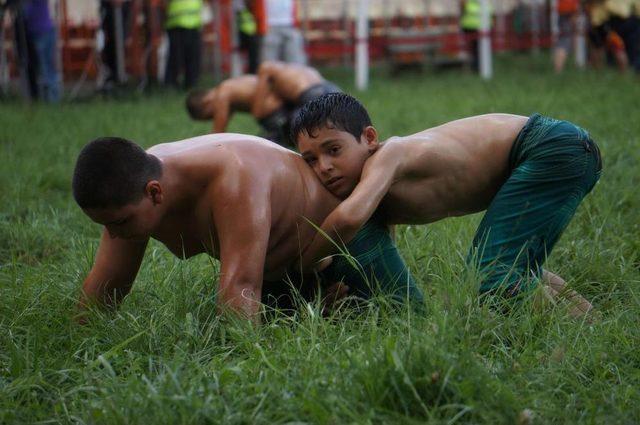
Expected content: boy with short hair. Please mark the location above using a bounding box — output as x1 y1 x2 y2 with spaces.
293 93 601 315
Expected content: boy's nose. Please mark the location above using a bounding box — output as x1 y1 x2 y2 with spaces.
318 157 334 174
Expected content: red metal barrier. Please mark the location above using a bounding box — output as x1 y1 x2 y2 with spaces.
3 2 560 83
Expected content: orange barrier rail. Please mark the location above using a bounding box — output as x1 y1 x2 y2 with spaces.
1 1 560 83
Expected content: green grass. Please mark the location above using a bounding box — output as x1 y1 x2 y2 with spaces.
1 55 640 424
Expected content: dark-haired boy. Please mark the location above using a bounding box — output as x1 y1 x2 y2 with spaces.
293 93 601 315
186 75 293 144
72 134 423 322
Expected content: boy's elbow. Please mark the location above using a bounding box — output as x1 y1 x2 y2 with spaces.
332 210 365 239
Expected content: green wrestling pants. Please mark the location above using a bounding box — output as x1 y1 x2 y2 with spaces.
469 113 603 295
319 217 425 306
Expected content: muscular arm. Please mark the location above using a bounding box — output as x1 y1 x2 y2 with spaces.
251 62 277 118
212 91 232 133
78 229 148 312
300 150 402 270
212 169 271 322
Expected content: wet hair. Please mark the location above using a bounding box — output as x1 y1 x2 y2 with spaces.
72 137 162 209
290 92 372 144
186 89 210 120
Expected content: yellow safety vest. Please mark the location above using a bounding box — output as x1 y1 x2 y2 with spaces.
166 0 203 30
238 9 257 35
461 0 492 30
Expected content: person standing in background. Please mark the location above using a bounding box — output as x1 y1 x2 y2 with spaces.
461 0 491 73
554 0 580 73
11 0 39 100
164 0 203 89
99 0 131 91
262 0 306 64
235 0 260 73
23 0 59 102
606 0 640 72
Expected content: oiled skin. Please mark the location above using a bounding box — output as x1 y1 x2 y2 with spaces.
80 134 338 319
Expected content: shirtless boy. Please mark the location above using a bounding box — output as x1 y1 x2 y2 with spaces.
251 61 341 139
186 62 340 146
72 133 423 321
185 75 292 145
251 61 341 122
293 93 602 314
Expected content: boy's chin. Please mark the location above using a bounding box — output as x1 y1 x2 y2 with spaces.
330 188 352 200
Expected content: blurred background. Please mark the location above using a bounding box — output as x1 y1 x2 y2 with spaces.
1 0 637 102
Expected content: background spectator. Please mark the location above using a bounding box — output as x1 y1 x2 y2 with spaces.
606 0 640 72
164 0 203 89
23 0 59 102
235 0 260 73
460 0 491 73
554 0 580 73
99 0 131 91
11 0 39 100
262 0 306 64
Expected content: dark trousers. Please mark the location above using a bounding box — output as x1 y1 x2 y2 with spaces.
100 1 131 84
609 16 640 72
239 32 261 74
463 29 479 72
165 27 201 89
13 11 39 99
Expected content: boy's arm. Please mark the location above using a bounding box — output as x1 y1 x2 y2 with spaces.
212 92 232 133
78 230 148 315
211 171 271 322
251 62 276 118
300 151 401 270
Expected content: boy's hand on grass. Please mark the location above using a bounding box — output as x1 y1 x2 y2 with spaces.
321 281 349 316
316 257 333 271
294 255 333 274
73 304 90 325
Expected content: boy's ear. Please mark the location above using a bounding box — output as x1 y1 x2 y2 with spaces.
145 181 164 205
361 126 379 152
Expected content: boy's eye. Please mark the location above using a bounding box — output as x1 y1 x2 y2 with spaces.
305 157 317 165
329 146 341 155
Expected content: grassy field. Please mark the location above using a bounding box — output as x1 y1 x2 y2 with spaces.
1 55 639 424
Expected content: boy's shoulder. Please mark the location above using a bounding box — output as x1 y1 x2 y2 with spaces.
375 136 413 158
361 138 410 175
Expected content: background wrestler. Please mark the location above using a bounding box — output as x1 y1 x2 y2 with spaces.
185 75 292 145
251 61 341 128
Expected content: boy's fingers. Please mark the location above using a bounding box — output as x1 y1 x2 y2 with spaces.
321 282 350 315
317 257 333 271
335 282 349 299
325 281 348 300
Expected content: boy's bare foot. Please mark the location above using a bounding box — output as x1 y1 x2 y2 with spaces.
540 269 597 321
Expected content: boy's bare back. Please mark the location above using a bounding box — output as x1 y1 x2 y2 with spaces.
146 134 338 278
211 75 284 116
376 114 529 223
257 61 324 102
